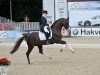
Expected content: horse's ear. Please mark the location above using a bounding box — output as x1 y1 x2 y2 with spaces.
67 17 69 20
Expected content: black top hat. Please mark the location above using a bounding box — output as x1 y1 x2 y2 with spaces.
42 10 48 14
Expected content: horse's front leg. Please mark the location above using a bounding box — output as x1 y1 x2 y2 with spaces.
58 40 74 53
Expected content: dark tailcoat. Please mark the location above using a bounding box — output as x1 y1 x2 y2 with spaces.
40 16 49 32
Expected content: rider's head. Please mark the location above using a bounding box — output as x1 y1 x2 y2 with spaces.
42 10 48 16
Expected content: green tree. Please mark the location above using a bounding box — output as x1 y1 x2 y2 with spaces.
0 0 42 22
0 0 10 19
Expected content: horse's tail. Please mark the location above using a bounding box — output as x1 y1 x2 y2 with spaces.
10 35 26 54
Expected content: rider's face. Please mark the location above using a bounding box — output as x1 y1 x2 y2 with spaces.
45 13 48 16
43 13 48 16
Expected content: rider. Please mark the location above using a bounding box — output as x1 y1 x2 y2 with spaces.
40 10 50 44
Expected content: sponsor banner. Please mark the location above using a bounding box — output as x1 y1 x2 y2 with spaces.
68 1 100 10
71 28 100 36
55 0 68 20
43 0 68 22
0 30 33 40
69 10 100 27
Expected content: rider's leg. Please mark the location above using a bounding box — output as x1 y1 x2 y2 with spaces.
45 32 49 40
44 32 50 44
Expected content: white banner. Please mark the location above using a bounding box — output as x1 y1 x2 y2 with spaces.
43 0 68 23
71 28 100 36
69 10 100 27
43 0 55 24
69 1 100 27
55 0 68 20
68 1 100 11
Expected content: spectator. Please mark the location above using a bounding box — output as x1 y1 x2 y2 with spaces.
24 15 29 30
24 16 29 22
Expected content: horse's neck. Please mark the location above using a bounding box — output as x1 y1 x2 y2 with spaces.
51 18 64 38
51 26 62 36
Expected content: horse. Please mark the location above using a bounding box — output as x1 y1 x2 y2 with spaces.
10 18 74 64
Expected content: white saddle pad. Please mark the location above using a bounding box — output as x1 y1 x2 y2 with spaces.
39 29 52 40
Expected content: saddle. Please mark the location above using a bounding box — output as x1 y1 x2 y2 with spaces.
39 26 52 40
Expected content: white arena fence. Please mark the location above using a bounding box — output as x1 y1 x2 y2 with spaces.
0 22 69 37
15 22 39 30
0 22 39 30
0 16 40 30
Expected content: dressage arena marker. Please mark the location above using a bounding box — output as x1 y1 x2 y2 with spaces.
0 41 100 48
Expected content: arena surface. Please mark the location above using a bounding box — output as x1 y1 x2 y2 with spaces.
0 37 100 75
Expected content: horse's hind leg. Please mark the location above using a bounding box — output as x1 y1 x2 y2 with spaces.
37 45 52 60
37 45 43 54
26 45 34 64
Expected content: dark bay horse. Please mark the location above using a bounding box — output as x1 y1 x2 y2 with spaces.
10 18 73 64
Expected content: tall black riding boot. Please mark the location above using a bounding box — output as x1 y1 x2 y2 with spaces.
45 33 49 44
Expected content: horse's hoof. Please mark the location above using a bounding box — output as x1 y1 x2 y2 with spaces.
71 51 75 53
60 49 63 52
10 52 13 54
49 57 52 60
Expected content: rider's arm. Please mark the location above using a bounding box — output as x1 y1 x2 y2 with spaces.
41 17 49 26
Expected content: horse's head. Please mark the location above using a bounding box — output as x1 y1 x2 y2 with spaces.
51 18 69 30
61 18 69 30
